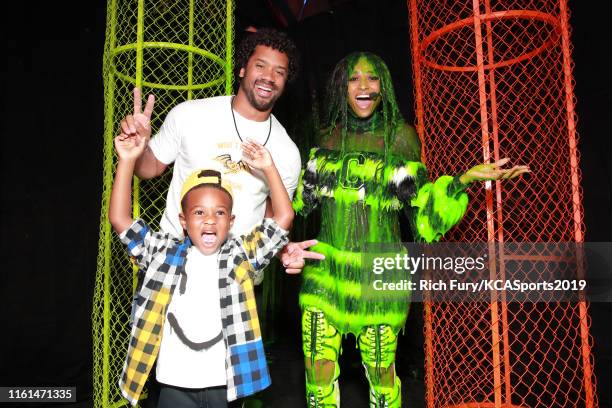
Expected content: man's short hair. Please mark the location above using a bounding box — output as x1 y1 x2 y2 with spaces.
235 28 300 83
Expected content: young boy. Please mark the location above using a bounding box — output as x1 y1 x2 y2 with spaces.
109 133 294 407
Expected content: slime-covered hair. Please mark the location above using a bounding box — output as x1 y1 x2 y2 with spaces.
324 52 402 159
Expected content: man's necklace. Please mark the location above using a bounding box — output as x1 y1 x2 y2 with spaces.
230 96 272 146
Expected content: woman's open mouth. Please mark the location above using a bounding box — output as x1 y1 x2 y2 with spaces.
355 94 374 110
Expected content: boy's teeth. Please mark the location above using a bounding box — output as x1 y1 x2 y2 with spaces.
202 233 216 244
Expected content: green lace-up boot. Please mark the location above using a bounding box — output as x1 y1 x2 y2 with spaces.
369 376 401 408
303 307 342 407
359 324 401 407
306 378 340 408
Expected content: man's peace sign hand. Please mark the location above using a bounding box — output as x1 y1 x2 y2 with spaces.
119 87 155 142
280 240 325 274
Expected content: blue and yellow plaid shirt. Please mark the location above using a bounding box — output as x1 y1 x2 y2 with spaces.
118 218 289 405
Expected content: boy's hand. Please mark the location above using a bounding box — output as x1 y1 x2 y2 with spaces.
119 87 155 143
241 139 273 170
114 133 147 161
459 158 530 185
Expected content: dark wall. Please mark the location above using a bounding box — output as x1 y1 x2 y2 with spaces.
1 0 610 406
571 1 612 405
1 0 106 402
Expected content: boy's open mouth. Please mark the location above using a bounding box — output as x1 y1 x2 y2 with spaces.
201 231 217 246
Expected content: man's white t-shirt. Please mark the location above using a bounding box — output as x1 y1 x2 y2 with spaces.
149 95 302 238
156 247 225 388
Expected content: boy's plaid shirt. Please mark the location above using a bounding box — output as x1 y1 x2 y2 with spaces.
117 218 288 405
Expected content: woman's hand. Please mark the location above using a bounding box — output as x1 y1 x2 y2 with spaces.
460 158 530 185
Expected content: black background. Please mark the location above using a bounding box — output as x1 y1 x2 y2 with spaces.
1 0 610 406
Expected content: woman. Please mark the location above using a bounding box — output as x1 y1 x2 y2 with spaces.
293 52 527 407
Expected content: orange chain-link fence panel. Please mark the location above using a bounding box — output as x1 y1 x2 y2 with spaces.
408 1 597 407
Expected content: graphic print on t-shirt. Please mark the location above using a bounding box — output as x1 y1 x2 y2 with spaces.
165 265 223 351
215 153 251 175
156 248 226 388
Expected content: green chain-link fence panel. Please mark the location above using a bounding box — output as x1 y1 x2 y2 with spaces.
93 1 233 406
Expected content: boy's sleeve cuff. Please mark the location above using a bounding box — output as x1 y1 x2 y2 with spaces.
261 218 290 237
119 218 147 246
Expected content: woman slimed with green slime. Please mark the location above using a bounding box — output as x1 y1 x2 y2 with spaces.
292 52 528 408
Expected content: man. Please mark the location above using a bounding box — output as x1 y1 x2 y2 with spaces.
120 28 321 269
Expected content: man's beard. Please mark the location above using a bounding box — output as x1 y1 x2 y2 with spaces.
242 79 280 112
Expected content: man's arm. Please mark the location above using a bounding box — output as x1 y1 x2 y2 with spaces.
280 240 325 274
134 146 168 179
